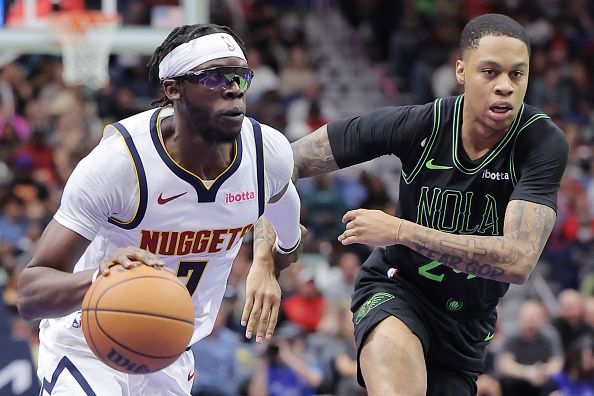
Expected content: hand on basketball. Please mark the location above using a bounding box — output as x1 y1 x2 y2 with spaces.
241 260 282 344
98 247 166 276
339 209 403 247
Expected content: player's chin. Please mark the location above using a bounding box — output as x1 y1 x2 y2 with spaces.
218 112 245 131
209 127 241 144
485 110 514 130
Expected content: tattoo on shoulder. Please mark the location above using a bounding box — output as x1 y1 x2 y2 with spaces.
292 127 339 179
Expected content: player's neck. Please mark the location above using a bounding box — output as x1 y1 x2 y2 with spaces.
161 116 235 180
461 114 508 160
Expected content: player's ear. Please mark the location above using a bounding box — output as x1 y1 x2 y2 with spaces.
455 60 465 85
162 79 181 100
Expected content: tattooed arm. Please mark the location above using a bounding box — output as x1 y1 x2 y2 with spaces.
252 216 278 273
340 200 556 284
242 212 305 342
292 125 339 180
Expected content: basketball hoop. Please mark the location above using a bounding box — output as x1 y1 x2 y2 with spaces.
48 11 121 90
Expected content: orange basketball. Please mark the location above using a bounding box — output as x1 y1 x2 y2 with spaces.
81 264 194 374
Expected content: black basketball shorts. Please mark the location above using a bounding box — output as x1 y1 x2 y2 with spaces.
351 248 497 395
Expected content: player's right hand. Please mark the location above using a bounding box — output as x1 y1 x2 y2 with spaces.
98 246 165 276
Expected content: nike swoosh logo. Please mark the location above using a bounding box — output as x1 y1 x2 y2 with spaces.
187 372 195 381
425 158 452 170
484 332 494 342
158 192 187 204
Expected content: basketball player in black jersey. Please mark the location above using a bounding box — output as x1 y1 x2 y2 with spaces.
249 13 568 396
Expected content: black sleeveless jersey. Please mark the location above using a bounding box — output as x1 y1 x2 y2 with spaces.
327 95 568 314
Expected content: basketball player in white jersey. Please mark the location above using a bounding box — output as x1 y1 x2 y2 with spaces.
17 24 303 395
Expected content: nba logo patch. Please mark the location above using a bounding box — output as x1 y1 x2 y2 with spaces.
221 35 236 51
72 311 82 328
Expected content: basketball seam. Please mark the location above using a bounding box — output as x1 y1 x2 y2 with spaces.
92 274 193 324
81 308 194 325
93 312 191 359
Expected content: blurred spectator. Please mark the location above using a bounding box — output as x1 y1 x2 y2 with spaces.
285 100 328 143
584 296 594 329
191 291 253 396
245 48 280 103
226 242 253 333
0 194 29 250
284 81 338 143
0 284 10 337
282 267 326 333
547 335 594 396
278 47 316 100
553 289 594 353
315 249 361 304
248 323 323 396
327 303 364 396
300 175 347 242
358 171 396 214
431 47 461 98
304 302 364 396
248 89 287 131
476 373 502 396
497 300 564 396
528 64 572 118
13 129 59 187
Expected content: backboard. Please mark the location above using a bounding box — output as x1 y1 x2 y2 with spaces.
0 0 209 63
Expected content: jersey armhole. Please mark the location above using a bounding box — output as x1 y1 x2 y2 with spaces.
107 122 148 229
401 97 442 184
508 113 550 186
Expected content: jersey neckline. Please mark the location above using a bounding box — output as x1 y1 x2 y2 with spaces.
149 106 244 202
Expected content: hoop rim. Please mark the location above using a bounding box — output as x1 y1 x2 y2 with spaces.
47 10 122 35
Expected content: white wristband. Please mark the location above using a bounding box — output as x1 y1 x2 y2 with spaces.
91 269 100 284
274 235 301 255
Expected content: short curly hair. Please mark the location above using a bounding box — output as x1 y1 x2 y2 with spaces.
460 14 530 57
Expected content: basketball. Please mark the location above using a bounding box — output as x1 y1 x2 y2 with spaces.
81 264 194 374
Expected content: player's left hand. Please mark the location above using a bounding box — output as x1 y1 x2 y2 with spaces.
339 209 402 247
241 260 281 344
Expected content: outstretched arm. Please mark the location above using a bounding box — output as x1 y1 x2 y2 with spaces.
292 125 339 180
339 200 556 284
243 182 305 343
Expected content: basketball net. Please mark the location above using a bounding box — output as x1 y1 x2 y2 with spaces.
48 11 121 90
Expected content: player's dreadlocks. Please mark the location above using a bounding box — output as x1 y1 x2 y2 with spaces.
147 24 248 107
460 14 530 57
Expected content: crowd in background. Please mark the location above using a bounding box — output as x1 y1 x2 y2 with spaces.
1 0 594 395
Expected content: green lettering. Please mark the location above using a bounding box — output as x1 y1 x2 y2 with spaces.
478 194 499 235
438 190 463 232
417 187 442 228
460 191 479 234
418 260 445 282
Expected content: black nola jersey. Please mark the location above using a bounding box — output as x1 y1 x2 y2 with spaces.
328 95 568 314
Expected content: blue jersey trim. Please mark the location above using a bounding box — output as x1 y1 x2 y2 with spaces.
41 356 96 395
107 122 148 229
249 118 266 217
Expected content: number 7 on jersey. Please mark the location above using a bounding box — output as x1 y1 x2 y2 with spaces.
177 261 208 296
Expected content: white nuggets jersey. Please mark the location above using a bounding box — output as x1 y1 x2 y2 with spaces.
44 106 292 350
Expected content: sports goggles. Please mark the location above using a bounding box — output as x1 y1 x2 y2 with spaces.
173 66 254 92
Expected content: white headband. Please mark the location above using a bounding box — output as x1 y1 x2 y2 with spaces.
158 33 246 80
